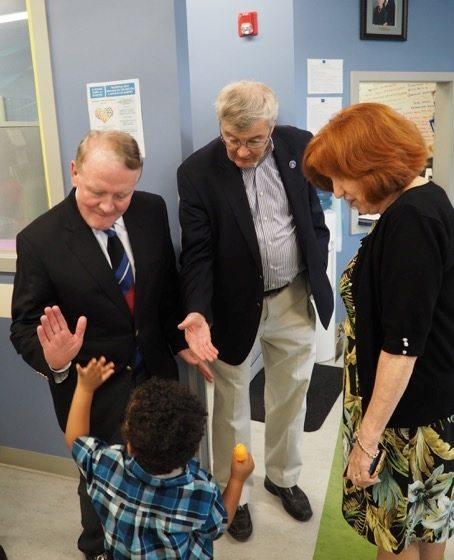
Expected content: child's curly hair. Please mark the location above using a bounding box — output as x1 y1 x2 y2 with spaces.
121 377 207 474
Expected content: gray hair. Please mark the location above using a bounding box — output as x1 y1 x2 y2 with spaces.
215 81 279 130
75 130 143 171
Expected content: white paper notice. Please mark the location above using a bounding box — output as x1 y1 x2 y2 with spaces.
307 59 343 94
306 97 342 134
87 79 146 157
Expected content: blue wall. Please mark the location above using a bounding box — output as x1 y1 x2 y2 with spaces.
174 0 194 161
295 0 454 318
186 0 296 150
46 0 183 240
1 0 185 458
1 0 454 458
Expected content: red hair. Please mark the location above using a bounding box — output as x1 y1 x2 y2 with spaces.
303 103 429 203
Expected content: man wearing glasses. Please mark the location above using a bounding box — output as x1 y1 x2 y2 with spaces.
177 81 333 541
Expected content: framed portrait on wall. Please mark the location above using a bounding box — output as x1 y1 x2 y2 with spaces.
360 0 408 41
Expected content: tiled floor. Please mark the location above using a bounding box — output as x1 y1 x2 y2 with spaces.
213 398 342 559
0 396 341 560
1 387 453 559
0 465 80 559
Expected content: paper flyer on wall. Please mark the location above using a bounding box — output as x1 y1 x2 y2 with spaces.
307 59 343 94
306 96 342 134
86 78 146 157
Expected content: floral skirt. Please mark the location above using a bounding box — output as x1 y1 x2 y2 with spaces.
342 379 454 553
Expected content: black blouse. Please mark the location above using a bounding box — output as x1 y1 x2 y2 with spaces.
352 182 454 427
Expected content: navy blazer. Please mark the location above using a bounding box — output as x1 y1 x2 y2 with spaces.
178 126 334 365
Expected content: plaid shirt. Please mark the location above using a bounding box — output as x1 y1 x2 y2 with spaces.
73 436 227 559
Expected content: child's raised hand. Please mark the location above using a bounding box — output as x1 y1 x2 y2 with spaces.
231 444 255 483
76 356 115 392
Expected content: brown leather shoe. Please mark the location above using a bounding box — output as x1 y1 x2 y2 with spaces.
264 476 312 521
227 504 253 541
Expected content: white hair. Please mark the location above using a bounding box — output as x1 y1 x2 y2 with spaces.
215 80 278 130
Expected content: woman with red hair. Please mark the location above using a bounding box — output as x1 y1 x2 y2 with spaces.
304 103 454 559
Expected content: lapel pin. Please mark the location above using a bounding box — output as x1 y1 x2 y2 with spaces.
289 160 296 169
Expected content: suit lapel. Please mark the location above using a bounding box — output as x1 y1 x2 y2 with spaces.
272 132 303 218
216 143 262 271
63 190 132 320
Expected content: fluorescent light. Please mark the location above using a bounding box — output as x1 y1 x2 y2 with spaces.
0 11 28 25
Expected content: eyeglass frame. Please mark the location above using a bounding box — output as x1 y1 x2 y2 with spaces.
219 125 273 150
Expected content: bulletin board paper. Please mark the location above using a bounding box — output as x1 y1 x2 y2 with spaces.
359 82 435 151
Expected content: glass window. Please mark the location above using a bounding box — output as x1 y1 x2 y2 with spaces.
0 0 63 270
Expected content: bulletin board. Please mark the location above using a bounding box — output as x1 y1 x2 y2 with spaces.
349 71 454 234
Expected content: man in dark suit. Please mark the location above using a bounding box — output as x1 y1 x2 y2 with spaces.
177 81 334 541
10 130 204 560
373 0 395 26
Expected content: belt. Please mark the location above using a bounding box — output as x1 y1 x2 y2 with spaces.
264 283 289 298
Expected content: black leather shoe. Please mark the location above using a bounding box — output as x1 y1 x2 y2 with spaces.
264 476 312 521
0 545 7 560
227 504 253 541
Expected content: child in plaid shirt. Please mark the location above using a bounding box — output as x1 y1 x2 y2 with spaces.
65 357 254 559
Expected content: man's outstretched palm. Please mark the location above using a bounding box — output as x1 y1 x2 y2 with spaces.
36 305 87 370
178 312 219 363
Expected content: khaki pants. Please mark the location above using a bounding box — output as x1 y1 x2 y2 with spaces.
212 273 316 504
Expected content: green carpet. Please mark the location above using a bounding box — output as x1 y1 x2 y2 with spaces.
313 425 376 560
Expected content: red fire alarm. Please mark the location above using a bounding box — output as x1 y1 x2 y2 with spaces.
238 11 258 37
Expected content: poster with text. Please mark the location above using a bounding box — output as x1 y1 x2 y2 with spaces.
87 79 146 157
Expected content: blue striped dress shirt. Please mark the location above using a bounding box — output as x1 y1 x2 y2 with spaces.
241 142 303 291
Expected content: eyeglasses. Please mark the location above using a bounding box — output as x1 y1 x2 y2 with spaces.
220 128 271 150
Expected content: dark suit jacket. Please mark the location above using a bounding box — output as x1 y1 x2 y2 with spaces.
10 189 185 439
373 0 395 26
178 125 334 365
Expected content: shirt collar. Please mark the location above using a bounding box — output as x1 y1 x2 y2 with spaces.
92 216 126 234
256 137 274 167
241 137 275 174
113 216 126 231
125 455 194 487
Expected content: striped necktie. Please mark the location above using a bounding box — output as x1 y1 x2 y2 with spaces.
104 226 135 314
